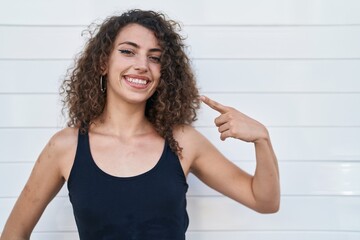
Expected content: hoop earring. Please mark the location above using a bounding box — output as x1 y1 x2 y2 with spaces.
100 75 106 93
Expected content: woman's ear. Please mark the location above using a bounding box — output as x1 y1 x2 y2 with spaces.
100 61 108 75
101 67 107 75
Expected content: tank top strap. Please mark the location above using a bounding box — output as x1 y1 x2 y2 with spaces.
67 129 91 188
75 129 92 162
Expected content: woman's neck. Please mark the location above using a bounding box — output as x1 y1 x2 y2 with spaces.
92 100 154 138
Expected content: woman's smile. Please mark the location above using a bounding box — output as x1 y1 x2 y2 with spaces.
123 75 151 90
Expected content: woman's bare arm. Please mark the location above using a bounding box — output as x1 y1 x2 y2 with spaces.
0 128 77 239
176 96 280 213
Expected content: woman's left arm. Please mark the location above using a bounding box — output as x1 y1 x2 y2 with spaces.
186 96 280 213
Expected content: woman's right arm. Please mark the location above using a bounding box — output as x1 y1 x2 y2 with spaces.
0 128 77 240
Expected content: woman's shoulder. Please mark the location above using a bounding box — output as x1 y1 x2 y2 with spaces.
43 127 79 161
49 127 79 148
173 124 205 142
173 124 210 161
43 127 79 179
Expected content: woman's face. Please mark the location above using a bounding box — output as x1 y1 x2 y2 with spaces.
104 23 162 105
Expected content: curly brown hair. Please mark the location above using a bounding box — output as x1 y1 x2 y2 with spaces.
61 9 200 155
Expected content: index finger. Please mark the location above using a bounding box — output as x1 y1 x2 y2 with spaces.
200 95 229 114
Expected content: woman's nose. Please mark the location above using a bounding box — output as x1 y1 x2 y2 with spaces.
133 56 149 72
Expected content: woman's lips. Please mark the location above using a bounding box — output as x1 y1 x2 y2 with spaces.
123 75 150 89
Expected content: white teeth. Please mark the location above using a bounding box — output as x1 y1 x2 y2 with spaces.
127 77 147 85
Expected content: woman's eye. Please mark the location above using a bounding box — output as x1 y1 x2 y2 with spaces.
149 56 161 63
118 49 134 55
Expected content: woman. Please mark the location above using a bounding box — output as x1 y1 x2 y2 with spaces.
1 9 280 239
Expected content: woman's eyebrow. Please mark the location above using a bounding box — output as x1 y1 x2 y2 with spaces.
118 41 139 48
118 41 162 53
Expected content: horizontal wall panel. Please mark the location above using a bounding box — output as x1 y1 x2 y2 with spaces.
1 196 359 232
0 60 69 93
197 93 360 127
1 94 359 127
199 127 360 161
18 233 79 240
187 196 360 231
2 59 360 93
0 94 64 127
187 231 360 240
1 161 359 197
2 26 360 59
1 127 359 163
22 231 360 240
188 162 360 197
17 233 78 240
1 0 360 25
186 26 360 59
0 26 85 59
195 59 360 93
0 129 57 163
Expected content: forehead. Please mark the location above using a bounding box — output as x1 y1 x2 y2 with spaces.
115 23 160 48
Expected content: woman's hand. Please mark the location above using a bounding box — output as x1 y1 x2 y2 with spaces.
201 95 269 143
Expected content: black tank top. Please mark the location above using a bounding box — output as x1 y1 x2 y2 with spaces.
67 130 189 240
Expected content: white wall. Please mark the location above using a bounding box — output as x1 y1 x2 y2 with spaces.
1 0 360 239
